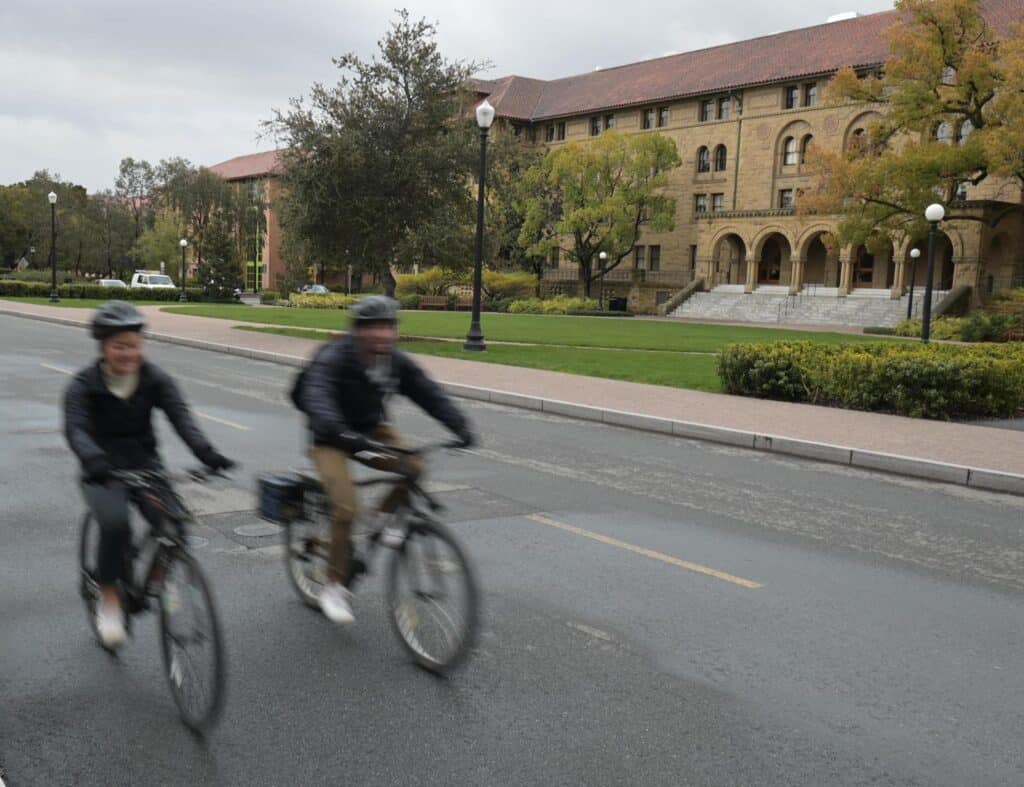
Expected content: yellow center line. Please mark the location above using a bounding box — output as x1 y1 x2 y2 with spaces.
194 411 251 432
40 362 73 375
526 513 763 589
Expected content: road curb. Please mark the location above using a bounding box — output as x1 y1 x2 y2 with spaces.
4 305 1023 497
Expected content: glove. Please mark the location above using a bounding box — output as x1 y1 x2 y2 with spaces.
455 428 476 449
338 431 371 454
83 456 113 485
203 451 236 473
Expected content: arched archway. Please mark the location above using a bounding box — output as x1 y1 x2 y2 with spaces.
713 233 747 286
852 242 894 289
905 233 955 288
804 235 829 285
985 232 1018 292
757 234 791 285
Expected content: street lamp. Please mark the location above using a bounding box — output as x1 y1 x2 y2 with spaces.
921 203 945 343
179 238 189 302
598 251 608 310
906 248 921 319
47 191 59 303
464 98 495 352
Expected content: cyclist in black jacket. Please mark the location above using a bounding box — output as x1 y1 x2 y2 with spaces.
64 301 235 648
298 296 475 624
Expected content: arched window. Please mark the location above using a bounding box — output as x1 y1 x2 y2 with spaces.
713 145 727 171
935 121 954 145
958 119 975 145
800 134 814 164
847 128 866 152
783 137 798 166
697 146 711 173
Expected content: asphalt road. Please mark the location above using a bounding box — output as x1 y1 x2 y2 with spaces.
1 314 1022 787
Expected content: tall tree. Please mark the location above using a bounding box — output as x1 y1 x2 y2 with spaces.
197 217 241 300
802 0 1024 250
265 10 480 295
134 209 187 279
114 157 157 244
518 131 681 296
157 163 235 266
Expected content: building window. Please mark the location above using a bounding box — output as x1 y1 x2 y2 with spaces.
713 145 727 172
634 245 646 270
550 247 560 266
696 147 711 173
689 245 698 271
545 125 555 142
718 97 731 120
957 119 974 145
848 127 866 152
513 125 522 138
712 193 725 212
527 127 537 143
955 181 969 201
935 121 954 145
604 114 615 130
803 83 818 107
590 117 601 136
658 106 670 127
695 194 709 213
649 245 661 271
779 189 795 209
801 135 814 163
642 109 655 130
783 137 798 166
700 99 714 122
784 86 799 109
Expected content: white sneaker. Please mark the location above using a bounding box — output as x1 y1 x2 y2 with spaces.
319 583 355 624
96 600 126 649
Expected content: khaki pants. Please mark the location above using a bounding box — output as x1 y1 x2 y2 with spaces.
310 425 422 583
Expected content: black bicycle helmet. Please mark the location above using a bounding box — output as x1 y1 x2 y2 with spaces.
351 295 399 325
91 300 146 340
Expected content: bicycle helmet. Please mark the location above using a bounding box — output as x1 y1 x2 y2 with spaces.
351 295 399 326
91 300 146 340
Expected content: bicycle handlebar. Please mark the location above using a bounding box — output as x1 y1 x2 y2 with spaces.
354 439 467 461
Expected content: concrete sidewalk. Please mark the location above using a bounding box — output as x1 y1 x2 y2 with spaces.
3 299 1023 494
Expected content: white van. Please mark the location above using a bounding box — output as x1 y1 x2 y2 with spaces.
130 271 176 289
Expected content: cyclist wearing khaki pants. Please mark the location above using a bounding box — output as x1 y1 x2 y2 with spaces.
296 296 475 624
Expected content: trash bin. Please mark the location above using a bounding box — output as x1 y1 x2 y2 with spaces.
608 296 628 312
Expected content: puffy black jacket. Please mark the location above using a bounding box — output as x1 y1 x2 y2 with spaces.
301 334 468 446
64 360 217 474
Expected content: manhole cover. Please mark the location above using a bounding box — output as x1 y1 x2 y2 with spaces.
234 522 281 538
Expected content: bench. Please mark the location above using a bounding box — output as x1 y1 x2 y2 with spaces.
419 295 448 310
456 296 473 311
1008 327 1024 343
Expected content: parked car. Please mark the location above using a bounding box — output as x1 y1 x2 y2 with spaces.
130 271 177 289
298 284 330 294
98 279 127 288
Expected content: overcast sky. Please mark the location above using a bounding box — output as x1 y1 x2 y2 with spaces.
1 0 894 192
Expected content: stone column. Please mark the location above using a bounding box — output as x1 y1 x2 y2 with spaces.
838 257 853 296
788 258 804 295
745 258 757 293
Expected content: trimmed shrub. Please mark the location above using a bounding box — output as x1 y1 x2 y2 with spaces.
0 270 85 283
565 310 635 318
482 270 535 300
289 293 359 309
960 313 1013 343
508 296 599 314
260 290 280 305
718 341 1024 419
894 318 964 340
0 280 204 301
394 268 468 296
863 326 897 336
398 293 421 310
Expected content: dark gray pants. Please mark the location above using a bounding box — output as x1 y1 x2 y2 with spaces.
80 481 160 585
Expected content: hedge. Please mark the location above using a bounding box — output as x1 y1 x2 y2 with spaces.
718 341 1024 420
508 296 599 314
260 290 280 305
896 313 1019 342
0 280 205 301
288 293 360 309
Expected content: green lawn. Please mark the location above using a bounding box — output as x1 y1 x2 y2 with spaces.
1 297 172 309
165 303 881 353
235 326 722 391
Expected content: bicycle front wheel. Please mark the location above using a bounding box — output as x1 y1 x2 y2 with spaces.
385 519 479 674
158 550 226 733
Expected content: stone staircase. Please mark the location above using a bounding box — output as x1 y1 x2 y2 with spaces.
670 286 947 327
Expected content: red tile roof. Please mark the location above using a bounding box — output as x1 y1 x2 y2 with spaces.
208 150 284 181
478 0 1023 122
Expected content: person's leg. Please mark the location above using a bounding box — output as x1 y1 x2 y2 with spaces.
310 446 357 584
370 425 423 514
80 480 132 645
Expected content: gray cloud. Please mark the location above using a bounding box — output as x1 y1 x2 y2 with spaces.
1 0 893 191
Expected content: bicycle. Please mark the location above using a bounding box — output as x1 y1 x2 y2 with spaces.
78 467 228 733
260 440 479 674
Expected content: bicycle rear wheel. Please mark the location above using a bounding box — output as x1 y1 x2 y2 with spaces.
78 513 102 640
385 518 479 674
284 508 331 608
158 550 226 733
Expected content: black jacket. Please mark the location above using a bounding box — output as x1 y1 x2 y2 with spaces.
301 334 468 446
64 360 217 474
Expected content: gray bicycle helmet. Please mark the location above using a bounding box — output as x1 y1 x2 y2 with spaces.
351 295 399 325
91 300 146 340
